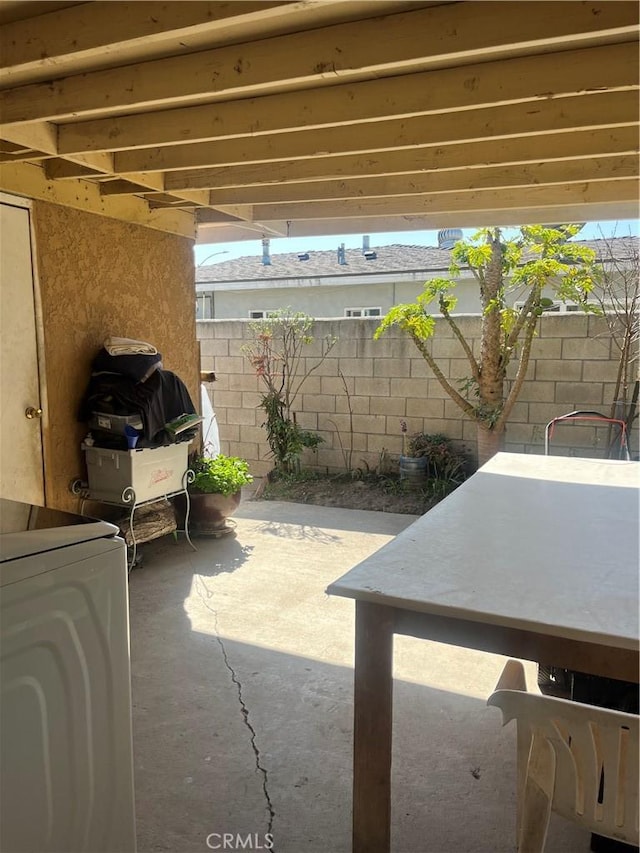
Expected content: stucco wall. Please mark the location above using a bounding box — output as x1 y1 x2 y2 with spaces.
32 201 198 511
199 271 624 320
198 315 637 477
203 276 488 319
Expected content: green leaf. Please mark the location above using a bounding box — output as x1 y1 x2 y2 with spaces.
191 455 253 496
500 306 518 335
375 303 436 341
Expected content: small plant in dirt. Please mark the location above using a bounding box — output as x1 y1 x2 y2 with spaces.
243 309 336 473
328 369 355 472
399 419 411 456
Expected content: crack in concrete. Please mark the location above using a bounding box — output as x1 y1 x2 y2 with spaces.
194 576 276 847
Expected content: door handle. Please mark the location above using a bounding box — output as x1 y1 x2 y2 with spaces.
25 406 43 419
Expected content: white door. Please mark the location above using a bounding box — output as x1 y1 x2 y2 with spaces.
0 198 45 504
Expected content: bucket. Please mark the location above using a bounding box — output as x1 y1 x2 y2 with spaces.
399 455 427 485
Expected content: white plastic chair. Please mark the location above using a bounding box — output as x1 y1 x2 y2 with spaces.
488 660 639 853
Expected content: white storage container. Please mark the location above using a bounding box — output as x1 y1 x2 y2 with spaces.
83 443 189 504
88 411 144 435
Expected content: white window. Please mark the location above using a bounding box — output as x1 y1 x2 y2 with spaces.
249 310 280 319
196 293 213 320
345 307 381 318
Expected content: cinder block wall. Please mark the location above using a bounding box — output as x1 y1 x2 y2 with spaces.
197 316 636 476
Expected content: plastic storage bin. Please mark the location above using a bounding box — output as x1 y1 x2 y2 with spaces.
88 411 144 435
83 443 189 504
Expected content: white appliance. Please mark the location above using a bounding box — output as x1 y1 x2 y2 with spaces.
0 501 136 853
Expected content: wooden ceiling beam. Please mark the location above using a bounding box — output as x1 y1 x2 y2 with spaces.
0 160 196 238
196 208 252 224
43 158 107 179
0 121 119 175
164 127 639 191
114 90 638 174
43 157 113 179
0 118 219 207
3 2 636 124
97 179 211 208
195 212 289 238
57 43 638 154
246 179 640 221
0 140 26 153
0 149 49 163
0 2 304 86
196 202 640 243
203 157 638 206
0 2 411 87
99 178 159 196
0 137 50 163
0 120 58 154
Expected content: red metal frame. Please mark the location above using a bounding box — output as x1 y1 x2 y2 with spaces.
544 410 630 459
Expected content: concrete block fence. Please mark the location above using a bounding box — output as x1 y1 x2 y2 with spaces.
197 316 637 477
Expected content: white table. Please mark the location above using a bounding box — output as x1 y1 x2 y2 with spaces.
327 453 640 853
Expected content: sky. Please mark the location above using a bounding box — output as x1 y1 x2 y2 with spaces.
194 219 640 266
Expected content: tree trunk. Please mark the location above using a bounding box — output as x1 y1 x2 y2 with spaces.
476 425 504 468
478 231 506 422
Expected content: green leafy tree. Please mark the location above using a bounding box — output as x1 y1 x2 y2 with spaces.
375 225 598 466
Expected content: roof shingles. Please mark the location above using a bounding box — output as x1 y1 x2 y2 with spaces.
196 237 638 284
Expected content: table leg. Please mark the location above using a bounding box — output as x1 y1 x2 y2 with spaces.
353 600 394 853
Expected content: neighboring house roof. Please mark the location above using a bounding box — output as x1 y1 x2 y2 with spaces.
196 244 452 284
196 237 638 286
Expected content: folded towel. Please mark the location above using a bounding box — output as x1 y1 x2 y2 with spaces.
104 336 158 356
92 348 163 382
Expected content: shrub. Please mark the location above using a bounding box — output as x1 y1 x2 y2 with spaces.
242 309 336 473
406 433 469 484
190 454 253 496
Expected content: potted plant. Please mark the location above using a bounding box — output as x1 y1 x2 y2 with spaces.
188 453 253 535
398 420 428 484
405 432 470 495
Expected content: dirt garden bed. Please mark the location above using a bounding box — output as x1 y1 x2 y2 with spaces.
253 470 451 516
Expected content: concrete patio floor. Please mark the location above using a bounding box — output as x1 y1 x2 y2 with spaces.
129 499 590 853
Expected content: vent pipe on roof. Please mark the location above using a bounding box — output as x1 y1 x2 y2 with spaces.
261 237 271 266
362 235 370 252
438 228 463 249
337 243 347 265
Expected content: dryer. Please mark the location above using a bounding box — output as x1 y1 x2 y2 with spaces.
0 500 136 853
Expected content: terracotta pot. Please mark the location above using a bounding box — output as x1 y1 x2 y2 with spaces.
189 490 242 535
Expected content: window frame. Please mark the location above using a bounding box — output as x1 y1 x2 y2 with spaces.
195 292 214 320
344 307 382 318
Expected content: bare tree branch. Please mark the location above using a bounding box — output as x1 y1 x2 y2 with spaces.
440 297 481 383
410 331 478 421
496 313 538 431
505 288 539 352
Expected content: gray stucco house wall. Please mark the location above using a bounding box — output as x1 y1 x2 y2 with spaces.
195 237 637 320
